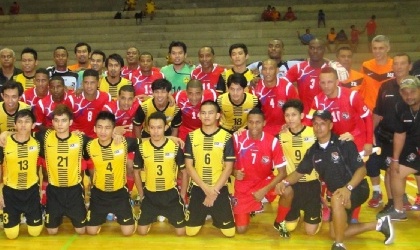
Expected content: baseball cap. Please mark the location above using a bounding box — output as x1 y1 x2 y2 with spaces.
400 76 420 90
312 110 333 121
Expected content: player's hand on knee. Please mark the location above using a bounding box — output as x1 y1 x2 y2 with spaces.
252 188 266 202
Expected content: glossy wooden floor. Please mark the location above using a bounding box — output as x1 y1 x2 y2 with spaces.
1 175 419 250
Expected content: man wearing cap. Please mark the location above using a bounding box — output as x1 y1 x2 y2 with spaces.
379 76 420 220
276 109 394 250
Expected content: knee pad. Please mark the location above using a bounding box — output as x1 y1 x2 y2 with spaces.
220 227 235 237
5 225 20 239
186 226 202 236
28 224 43 237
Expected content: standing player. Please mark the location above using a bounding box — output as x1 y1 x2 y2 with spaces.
133 79 182 138
0 110 43 239
121 47 140 79
160 41 194 93
184 100 236 237
175 79 217 141
68 42 91 72
134 112 187 236
85 111 138 236
13 47 38 90
129 52 164 101
77 50 107 88
190 46 224 90
0 48 22 100
46 46 79 91
232 108 287 234
336 47 365 91
99 54 132 99
217 73 260 133
278 99 321 236
35 104 89 235
251 59 298 136
21 68 50 108
0 80 31 133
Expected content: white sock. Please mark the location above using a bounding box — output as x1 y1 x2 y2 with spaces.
372 185 381 192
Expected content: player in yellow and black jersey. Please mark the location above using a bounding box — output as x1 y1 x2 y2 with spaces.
134 111 187 236
0 80 30 133
84 111 139 236
184 100 236 237
0 109 43 239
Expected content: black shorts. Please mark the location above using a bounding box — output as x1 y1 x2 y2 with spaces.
2 184 42 228
138 187 186 228
286 180 322 224
399 144 420 173
87 186 135 226
366 139 392 177
186 186 234 229
45 184 87 228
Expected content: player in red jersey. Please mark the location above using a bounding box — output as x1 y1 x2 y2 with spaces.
232 107 287 234
68 69 111 138
129 52 164 101
175 79 217 141
21 68 49 108
191 46 224 90
121 47 140 80
251 59 298 136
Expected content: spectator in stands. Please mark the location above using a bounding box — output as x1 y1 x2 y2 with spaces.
318 9 325 28
145 0 155 20
135 11 143 24
326 28 337 52
411 59 420 79
366 15 377 50
297 28 315 45
0 7 4 15
334 29 350 51
261 5 272 21
350 25 364 53
283 6 297 22
0 48 22 100
270 7 280 21
9 1 19 15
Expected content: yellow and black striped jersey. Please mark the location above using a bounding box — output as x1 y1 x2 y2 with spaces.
0 101 31 133
13 73 35 90
99 77 132 99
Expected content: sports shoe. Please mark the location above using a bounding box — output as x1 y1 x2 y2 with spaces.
368 191 383 208
411 193 420 211
322 205 331 221
331 242 346 250
376 215 395 245
273 220 290 238
403 193 412 211
378 208 407 221
377 203 393 217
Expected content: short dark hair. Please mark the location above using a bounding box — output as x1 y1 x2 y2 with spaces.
35 68 49 77
200 100 221 113
53 104 73 120
336 46 352 57
147 111 167 126
247 107 265 120
282 99 304 114
74 42 91 54
15 109 35 124
169 41 187 54
49 76 65 86
105 53 124 68
91 50 106 61
21 47 38 61
95 111 116 127
227 73 247 89
151 79 172 92
186 79 203 90
320 66 338 79
229 43 248 56
199 46 215 55
2 80 24 96
140 52 154 60
394 53 411 64
83 69 99 80
119 85 135 95
54 46 68 56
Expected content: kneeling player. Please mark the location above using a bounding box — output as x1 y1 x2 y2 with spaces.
232 108 287 234
85 111 138 236
134 112 187 236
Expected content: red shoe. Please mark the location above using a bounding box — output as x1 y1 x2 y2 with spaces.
368 191 382 208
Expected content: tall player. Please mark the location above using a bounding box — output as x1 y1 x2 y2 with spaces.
184 100 236 237
21 68 50 108
336 47 365 91
68 42 91 72
121 47 140 79
175 79 217 141
0 110 43 239
47 46 79 91
232 108 287 234
190 46 224 90
217 73 260 133
134 112 187 236
85 111 138 236
251 59 298 136
99 54 132 99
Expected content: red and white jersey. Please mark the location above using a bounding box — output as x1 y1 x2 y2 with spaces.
286 61 328 115
175 89 217 141
251 77 299 136
21 87 49 108
307 87 373 151
121 65 140 80
233 131 286 184
190 64 225 90
129 70 164 97
68 91 112 138
34 93 72 128
102 99 141 137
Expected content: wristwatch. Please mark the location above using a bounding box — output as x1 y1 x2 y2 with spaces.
346 184 353 191
282 179 290 187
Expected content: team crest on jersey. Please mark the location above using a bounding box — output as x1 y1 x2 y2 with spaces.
303 137 314 142
114 149 123 155
28 146 38 151
385 157 392 166
69 143 79 149
356 155 363 162
406 153 417 162
277 101 285 107
331 152 340 163
341 112 350 120
165 152 175 158
214 142 224 148
261 156 270 164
